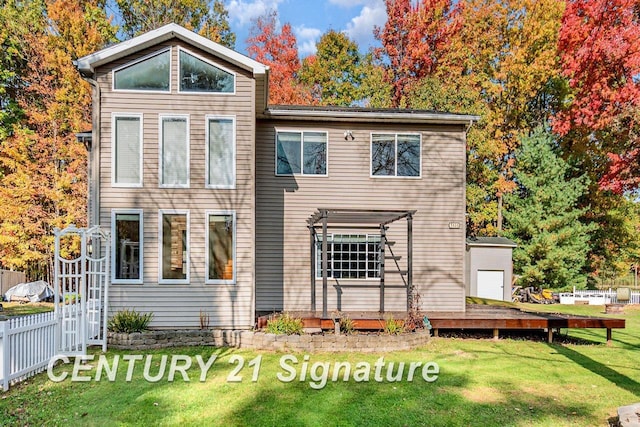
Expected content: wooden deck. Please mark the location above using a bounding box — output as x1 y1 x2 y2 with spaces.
265 305 625 344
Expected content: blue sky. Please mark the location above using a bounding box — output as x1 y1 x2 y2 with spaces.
225 0 387 56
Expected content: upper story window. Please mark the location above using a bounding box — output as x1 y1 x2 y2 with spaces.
206 116 235 189
276 131 327 176
113 49 170 92
371 133 421 178
160 115 189 188
112 113 143 187
179 48 235 93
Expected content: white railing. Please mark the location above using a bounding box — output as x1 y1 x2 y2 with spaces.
559 290 640 305
0 311 57 391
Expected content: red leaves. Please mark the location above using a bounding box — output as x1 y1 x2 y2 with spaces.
246 11 312 105
375 0 462 107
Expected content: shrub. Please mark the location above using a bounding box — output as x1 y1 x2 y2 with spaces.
265 312 304 335
340 316 356 334
108 309 153 333
384 316 405 335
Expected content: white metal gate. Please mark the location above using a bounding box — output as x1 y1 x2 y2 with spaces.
53 225 110 355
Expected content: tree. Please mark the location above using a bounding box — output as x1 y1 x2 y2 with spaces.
0 0 114 279
299 30 363 106
246 10 312 105
503 128 595 290
115 0 236 47
553 0 640 194
440 0 565 234
374 0 462 107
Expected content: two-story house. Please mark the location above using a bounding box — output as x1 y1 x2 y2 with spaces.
75 24 477 329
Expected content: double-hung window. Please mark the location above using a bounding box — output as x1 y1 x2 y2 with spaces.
371 133 421 177
276 131 327 176
160 115 189 187
206 116 235 188
316 234 381 279
112 113 143 186
206 211 236 284
112 210 143 284
159 210 189 284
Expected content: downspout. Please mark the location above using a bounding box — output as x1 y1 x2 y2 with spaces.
77 69 101 228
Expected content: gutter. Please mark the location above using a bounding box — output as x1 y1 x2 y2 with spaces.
75 63 101 228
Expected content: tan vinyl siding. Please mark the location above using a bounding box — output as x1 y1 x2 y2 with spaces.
96 40 255 329
255 121 466 313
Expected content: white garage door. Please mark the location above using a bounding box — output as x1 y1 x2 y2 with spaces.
477 270 505 301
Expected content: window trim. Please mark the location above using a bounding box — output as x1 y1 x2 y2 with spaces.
111 209 144 285
112 47 172 93
158 209 190 285
315 233 381 280
274 129 329 177
158 114 190 189
205 210 237 285
177 46 236 95
205 115 236 189
369 132 422 179
111 113 143 188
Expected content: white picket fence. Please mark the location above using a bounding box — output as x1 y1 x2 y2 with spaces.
0 311 57 391
559 289 640 305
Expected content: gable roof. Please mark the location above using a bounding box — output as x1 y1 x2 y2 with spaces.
75 23 267 76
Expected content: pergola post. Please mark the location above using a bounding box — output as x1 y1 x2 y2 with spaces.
309 226 316 313
322 210 328 318
407 213 413 311
380 224 386 313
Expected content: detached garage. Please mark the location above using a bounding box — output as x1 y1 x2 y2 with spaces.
465 237 517 302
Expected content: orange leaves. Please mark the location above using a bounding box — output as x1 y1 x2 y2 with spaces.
247 11 313 105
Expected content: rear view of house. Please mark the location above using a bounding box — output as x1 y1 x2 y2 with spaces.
75 24 477 329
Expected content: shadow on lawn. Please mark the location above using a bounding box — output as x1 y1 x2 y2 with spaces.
222 370 597 426
551 344 640 398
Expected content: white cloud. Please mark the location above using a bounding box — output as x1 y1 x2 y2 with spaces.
294 25 322 56
343 0 387 49
226 0 285 28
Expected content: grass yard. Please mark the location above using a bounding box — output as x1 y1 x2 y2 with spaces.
1 301 53 317
0 304 638 426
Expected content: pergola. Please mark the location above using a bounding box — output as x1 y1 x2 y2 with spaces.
307 208 416 318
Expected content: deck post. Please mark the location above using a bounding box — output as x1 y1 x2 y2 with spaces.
407 213 413 311
309 226 316 313
322 211 328 318
380 224 386 313
547 328 553 343
493 328 499 340
606 328 612 345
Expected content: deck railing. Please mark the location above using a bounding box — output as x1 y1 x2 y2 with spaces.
0 311 57 391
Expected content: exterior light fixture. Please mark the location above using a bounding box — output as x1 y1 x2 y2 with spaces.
343 130 355 141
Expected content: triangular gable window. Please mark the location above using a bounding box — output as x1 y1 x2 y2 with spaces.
179 49 234 93
114 49 170 91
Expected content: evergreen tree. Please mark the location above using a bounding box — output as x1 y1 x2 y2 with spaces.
504 128 595 290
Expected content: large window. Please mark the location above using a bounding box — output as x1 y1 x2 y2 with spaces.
113 49 170 91
112 114 142 186
206 212 236 284
206 116 235 188
276 131 327 176
112 210 143 284
159 211 189 284
179 49 234 93
371 133 421 177
160 115 189 187
316 234 381 279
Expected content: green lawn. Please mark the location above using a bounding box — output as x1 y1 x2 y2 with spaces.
1 302 53 317
1 303 638 426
